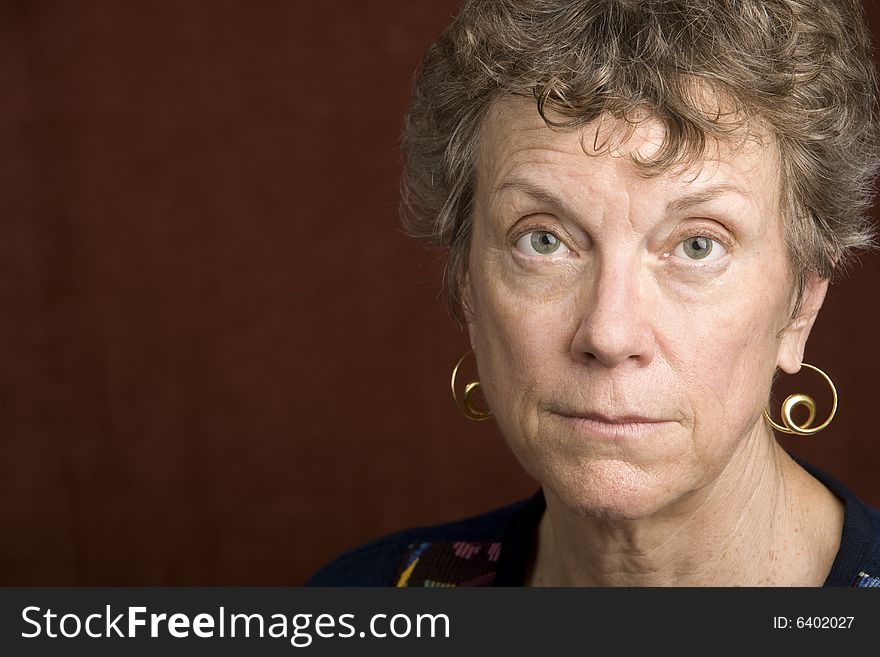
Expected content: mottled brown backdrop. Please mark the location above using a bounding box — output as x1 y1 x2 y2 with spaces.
1 1 878 585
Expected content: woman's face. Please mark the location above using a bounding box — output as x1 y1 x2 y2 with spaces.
464 97 827 520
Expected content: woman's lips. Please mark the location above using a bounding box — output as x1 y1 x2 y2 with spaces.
555 411 674 438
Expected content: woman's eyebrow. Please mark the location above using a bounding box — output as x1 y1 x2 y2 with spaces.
492 178 572 212
665 183 753 215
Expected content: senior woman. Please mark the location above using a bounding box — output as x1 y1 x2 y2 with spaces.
309 0 880 587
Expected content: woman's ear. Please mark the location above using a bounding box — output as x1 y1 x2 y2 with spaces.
776 275 829 374
458 271 479 352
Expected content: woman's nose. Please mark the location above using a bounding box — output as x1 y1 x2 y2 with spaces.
570 259 658 368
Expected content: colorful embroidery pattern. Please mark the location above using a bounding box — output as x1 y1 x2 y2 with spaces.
395 541 502 587
853 570 880 587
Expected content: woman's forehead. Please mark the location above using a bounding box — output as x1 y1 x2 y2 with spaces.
476 96 780 205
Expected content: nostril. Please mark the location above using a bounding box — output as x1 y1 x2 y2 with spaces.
571 309 657 368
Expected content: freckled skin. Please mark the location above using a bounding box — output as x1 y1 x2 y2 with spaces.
462 97 843 586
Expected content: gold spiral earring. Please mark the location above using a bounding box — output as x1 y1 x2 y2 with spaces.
450 351 492 421
763 362 838 436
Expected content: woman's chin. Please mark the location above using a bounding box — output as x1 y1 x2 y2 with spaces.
541 458 692 523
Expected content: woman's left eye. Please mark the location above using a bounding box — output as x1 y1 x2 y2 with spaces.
515 230 570 256
672 235 727 261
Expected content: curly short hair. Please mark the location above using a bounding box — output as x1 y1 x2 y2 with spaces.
400 0 880 324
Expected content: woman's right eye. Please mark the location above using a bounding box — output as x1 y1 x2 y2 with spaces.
515 230 570 256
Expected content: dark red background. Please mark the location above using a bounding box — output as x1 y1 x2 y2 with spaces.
1 1 878 585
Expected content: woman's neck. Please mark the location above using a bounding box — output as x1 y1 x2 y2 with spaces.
525 432 843 587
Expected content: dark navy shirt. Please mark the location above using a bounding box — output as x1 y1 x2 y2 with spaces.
307 461 880 587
